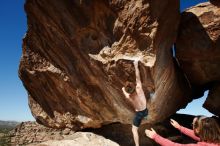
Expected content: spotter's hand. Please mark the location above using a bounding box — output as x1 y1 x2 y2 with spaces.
170 119 180 129
145 128 157 139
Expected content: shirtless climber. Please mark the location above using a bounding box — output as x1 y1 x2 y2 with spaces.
122 60 148 146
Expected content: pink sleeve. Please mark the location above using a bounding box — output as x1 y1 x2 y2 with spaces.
152 134 197 146
178 126 200 141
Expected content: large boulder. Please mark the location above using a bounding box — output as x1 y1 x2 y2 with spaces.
19 0 191 129
176 2 220 116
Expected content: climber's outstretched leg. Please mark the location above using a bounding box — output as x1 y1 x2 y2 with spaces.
132 125 139 146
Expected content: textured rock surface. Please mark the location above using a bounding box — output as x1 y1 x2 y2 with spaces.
19 0 192 129
210 0 220 7
176 2 220 116
31 133 119 146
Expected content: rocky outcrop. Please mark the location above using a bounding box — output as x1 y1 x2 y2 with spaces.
9 121 119 146
10 121 66 145
176 2 220 116
19 0 192 129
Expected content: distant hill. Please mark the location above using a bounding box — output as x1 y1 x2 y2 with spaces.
0 120 19 126
0 120 20 133
0 120 20 146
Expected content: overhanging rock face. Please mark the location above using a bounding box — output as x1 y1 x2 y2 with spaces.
176 2 220 116
210 0 220 7
19 0 191 129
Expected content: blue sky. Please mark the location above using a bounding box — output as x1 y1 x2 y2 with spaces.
0 0 210 122
0 0 33 121
180 0 208 11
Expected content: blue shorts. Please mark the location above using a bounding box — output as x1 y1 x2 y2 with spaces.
133 108 148 127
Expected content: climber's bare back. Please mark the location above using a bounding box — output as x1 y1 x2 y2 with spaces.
130 86 146 111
